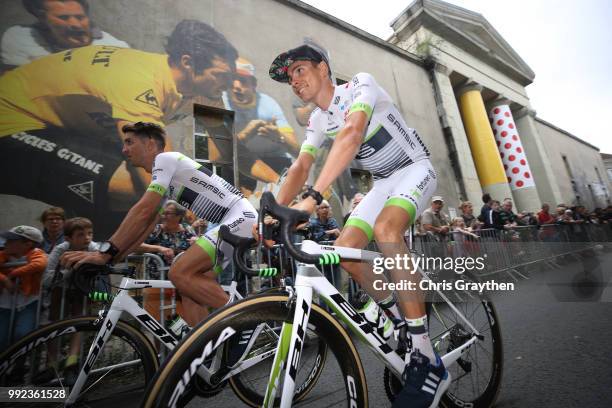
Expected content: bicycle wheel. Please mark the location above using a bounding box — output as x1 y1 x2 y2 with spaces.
384 298 503 408
0 316 159 407
143 293 368 408
228 321 328 406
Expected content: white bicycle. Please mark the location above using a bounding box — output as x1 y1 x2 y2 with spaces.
0 251 326 407
142 192 503 408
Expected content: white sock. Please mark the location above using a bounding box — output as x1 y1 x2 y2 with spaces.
377 294 401 321
405 315 436 364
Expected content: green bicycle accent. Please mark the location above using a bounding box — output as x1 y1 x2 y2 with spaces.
259 267 278 277
318 252 340 265
263 322 293 406
88 291 113 302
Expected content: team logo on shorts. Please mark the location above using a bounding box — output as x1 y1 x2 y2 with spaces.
68 181 94 203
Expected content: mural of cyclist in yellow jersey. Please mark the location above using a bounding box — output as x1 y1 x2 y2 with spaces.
0 20 237 236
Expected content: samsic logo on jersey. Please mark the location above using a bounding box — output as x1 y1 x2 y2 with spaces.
189 176 225 199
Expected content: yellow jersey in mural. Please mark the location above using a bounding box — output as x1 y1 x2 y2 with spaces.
0 45 183 137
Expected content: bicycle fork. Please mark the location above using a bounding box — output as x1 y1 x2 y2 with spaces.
262 282 313 408
65 307 122 405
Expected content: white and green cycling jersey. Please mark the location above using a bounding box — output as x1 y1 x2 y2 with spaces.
300 72 430 180
147 152 244 224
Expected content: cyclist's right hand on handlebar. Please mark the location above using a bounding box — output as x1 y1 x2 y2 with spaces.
61 250 111 269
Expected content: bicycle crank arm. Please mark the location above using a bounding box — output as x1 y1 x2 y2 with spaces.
441 335 478 368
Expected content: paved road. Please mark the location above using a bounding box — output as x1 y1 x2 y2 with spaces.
113 251 612 407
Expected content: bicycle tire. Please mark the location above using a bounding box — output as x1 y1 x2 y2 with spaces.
384 298 503 408
0 316 159 406
228 322 328 406
143 293 369 408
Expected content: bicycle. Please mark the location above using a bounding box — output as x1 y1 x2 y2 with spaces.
143 192 503 408
0 250 326 407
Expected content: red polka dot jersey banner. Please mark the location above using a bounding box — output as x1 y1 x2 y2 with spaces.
489 105 535 190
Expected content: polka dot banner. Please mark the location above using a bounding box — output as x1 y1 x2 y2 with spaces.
489 105 535 190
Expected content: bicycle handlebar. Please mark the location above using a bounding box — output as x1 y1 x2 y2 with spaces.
259 192 321 265
217 225 262 277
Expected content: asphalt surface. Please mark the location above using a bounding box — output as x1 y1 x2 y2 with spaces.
96 250 612 407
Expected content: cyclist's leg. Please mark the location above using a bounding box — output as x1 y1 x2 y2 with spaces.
168 242 228 327
374 161 437 335
378 161 451 407
340 187 396 303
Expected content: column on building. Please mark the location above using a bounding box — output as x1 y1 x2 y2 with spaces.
431 63 483 206
513 107 563 207
457 83 513 202
489 100 541 211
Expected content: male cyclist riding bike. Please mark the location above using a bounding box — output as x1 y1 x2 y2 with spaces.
62 122 257 327
269 44 449 407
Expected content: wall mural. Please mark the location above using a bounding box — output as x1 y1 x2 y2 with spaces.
0 0 356 236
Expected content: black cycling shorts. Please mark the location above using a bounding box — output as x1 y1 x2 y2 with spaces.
0 127 129 236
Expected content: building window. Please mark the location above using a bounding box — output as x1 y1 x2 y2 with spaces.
193 104 236 186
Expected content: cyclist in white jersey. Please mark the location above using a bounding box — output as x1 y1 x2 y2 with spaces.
62 122 257 326
269 45 449 407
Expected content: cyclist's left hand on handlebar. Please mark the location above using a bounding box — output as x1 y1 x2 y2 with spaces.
61 251 110 269
290 198 316 230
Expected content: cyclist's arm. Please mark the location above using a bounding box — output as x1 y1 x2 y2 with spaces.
108 191 163 260
277 152 314 205
312 111 367 195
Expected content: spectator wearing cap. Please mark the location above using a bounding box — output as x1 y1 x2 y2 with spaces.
421 196 451 240
222 56 299 195
40 206 66 253
0 225 47 349
1 0 129 70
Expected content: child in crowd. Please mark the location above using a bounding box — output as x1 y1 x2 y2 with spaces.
40 217 101 378
450 217 479 258
0 226 47 350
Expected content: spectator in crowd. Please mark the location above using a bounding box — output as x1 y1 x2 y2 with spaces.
343 192 364 225
309 200 341 289
0 225 47 349
42 217 99 322
559 209 575 224
138 201 196 265
40 206 65 253
39 217 99 378
483 200 505 230
309 200 341 242
450 217 479 258
421 196 451 241
1 0 129 69
479 193 492 222
459 201 481 230
451 217 479 239
537 203 556 225
554 206 566 222
573 205 588 223
499 199 519 229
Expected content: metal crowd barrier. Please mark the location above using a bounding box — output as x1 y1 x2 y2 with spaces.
412 223 610 281
3 223 610 346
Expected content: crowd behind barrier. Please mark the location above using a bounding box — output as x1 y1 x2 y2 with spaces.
2 206 611 349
